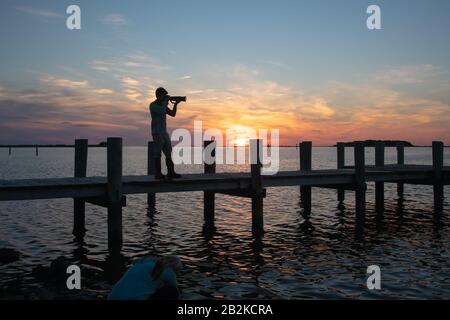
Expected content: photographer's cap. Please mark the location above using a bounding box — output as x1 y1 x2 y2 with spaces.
155 87 168 99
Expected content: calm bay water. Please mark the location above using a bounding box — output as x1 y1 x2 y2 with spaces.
0 147 449 299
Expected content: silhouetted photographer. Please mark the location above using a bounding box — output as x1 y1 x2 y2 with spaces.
149 87 185 179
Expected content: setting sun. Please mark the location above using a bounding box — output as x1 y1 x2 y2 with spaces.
233 138 249 147
226 125 256 147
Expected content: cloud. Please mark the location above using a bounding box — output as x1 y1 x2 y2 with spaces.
99 14 129 26
90 53 170 74
121 77 140 87
374 64 443 85
40 76 89 89
124 89 142 102
1 61 449 146
93 88 114 95
297 97 335 119
0 86 148 144
173 63 450 145
260 60 285 68
89 53 171 105
90 62 111 72
15 6 64 19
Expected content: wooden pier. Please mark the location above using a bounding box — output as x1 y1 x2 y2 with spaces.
1 138 448 253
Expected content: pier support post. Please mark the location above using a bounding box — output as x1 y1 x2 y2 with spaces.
251 139 264 236
147 141 156 208
375 142 385 212
354 141 366 217
8 145 11 156
204 140 216 225
432 141 444 214
300 141 312 214
35 145 38 157
337 143 345 202
107 137 123 253
397 143 405 198
73 139 88 236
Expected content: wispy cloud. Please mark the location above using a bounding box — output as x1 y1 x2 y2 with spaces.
374 64 443 85
121 77 140 87
90 53 170 73
89 52 171 104
40 76 89 89
99 14 129 26
90 61 111 72
93 88 114 95
15 6 64 19
260 60 285 68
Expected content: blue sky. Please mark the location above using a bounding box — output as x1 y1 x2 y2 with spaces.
1 0 450 145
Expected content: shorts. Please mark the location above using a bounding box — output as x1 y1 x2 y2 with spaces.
152 132 172 158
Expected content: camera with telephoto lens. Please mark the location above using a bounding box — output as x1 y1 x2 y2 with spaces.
169 96 187 103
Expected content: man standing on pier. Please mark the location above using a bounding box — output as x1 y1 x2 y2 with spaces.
149 87 183 179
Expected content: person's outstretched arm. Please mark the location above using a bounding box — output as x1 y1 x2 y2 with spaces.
166 102 178 117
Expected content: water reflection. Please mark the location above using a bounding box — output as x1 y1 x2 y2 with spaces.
71 236 88 262
202 223 216 242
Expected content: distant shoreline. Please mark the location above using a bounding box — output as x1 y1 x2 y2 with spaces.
1 145 448 148
0 144 106 148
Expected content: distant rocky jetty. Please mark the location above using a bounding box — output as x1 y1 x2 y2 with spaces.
334 140 413 147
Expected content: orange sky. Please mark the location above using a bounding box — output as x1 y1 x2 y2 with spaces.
1 63 449 146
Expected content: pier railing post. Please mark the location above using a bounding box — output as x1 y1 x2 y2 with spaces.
147 141 156 207
251 139 264 235
204 140 216 225
432 141 444 214
73 139 88 236
107 137 123 253
300 141 312 214
354 141 366 217
337 142 345 202
375 141 385 212
397 143 405 198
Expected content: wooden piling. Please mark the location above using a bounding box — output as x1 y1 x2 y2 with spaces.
375 142 385 212
35 145 38 157
354 141 366 217
432 141 444 213
73 139 88 236
300 141 312 214
397 143 405 198
107 137 123 252
337 143 345 202
147 141 156 207
204 140 216 225
251 139 264 235
8 145 11 156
